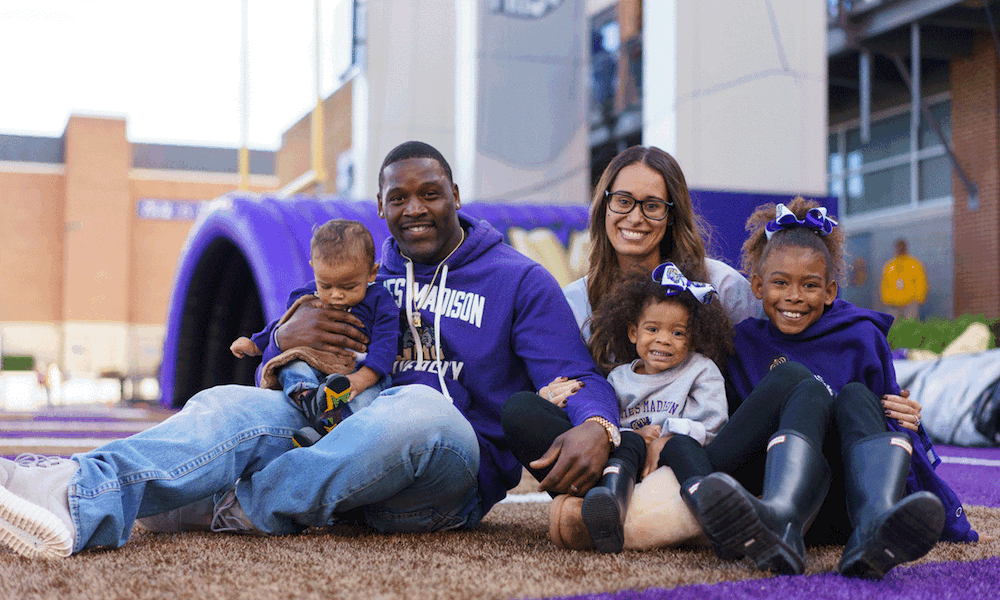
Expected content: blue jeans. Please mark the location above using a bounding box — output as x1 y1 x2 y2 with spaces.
68 383 482 552
278 359 391 420
278 359 327 399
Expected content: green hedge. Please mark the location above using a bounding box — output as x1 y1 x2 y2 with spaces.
887 314 998 352
1 355 35 371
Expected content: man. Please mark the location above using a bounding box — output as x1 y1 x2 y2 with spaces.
0 141 618 559
880 238 927 320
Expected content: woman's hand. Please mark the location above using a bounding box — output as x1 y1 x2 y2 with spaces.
539 376 583 408
883 389 922 432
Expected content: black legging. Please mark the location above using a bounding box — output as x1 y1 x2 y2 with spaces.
659 360 890 544
502 391 646 490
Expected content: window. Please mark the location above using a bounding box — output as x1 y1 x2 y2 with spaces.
827 97 952 216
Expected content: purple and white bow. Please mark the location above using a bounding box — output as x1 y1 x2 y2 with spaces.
764 203 838 240
651 262 717 305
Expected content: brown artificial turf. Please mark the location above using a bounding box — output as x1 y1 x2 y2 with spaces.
1 500 997 600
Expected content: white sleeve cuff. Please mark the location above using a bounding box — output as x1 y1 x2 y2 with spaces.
665 418 708 446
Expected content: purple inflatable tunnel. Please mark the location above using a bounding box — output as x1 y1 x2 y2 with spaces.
159 194 590 408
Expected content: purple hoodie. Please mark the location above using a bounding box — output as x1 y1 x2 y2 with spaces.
374 213 619 513
728 299 977 542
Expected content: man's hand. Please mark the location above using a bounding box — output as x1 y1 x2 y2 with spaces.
530 420 610 496
276 300 368 368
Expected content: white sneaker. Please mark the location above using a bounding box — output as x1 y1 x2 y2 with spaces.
0 454 79 559
137 484 263 536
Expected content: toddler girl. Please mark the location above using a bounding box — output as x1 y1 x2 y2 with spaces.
551 262 733 553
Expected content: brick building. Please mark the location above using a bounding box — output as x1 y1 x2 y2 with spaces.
826 0 1000 319
0 116 277 378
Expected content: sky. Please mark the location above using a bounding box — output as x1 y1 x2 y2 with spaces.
0 0 354 150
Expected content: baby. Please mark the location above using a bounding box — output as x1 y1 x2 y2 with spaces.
231 219 398 446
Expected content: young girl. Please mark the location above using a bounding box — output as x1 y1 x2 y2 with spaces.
659 197 977 579
550 262 733 553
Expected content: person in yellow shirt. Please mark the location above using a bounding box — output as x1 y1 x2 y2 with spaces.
880 238 927 320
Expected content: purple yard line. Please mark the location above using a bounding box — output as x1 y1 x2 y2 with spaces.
935 445 1000 461
550 557 1000 600
0 430 143 439
933 445 1000 508
17 413 168 423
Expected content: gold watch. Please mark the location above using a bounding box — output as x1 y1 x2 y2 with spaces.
585 416 621 449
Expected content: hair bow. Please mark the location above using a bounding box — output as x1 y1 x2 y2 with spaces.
764 203 838 240
651 262 717 305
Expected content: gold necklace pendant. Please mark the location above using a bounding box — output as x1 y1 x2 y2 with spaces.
412 312 422 328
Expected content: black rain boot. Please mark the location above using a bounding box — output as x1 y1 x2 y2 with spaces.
680 476 741 561
837 433 945 579
581 457 637 553
692 430 831 575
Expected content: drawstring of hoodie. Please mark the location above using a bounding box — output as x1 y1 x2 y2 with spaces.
400 229 466 402
434 265 450 399
404 260 423 364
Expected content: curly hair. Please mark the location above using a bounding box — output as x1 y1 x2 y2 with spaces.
311 219 375 267
740 196 845 283
585 146 712 312
587 266 733 375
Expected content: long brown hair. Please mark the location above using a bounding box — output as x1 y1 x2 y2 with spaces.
586 146 710 312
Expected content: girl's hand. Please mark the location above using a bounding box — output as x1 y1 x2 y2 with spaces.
539 376 583 408
643 434 671 478
883 389 922 433
634 424 662 444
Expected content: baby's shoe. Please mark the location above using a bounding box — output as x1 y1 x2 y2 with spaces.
294 374 352 447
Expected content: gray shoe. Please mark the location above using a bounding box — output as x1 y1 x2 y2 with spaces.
137 484 263 536
0 454 80 559
209 488 264 535
136 494 217 532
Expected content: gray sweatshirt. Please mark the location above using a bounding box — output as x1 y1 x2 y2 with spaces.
606 352 727 446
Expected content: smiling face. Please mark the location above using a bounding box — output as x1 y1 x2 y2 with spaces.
378 157 463 264
605 162 670 272
627 299 691 375
310 255 379 310
752 246 838 335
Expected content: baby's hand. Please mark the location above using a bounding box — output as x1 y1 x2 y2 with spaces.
230 337 261 358
345 368 379 402
635 424 662 444
538 376 583 408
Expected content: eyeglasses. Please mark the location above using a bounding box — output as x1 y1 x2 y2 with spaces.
605 191 673 221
